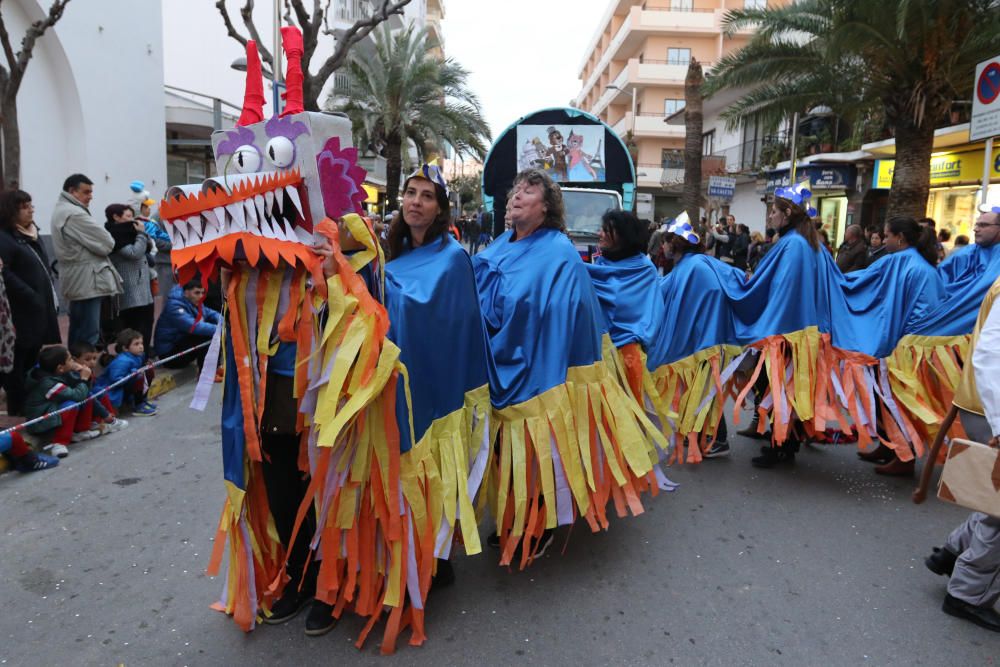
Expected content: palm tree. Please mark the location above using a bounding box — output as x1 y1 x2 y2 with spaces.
706 0 1000 220
330 25 491 211
683 58 705 229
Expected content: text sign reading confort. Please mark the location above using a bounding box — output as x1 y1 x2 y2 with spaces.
971 55 1000 141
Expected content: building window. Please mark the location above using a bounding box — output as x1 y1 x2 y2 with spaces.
667 48 691 65
664 99 686 115
662 149 684 169
744 0 766 8
671 0 693 10
702 130 715 156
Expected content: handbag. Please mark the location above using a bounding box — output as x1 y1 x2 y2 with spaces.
937 438 1000 518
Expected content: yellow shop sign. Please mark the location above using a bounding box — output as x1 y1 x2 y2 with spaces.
872 149 1000 189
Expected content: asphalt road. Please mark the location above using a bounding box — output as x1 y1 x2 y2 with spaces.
1 383 996 666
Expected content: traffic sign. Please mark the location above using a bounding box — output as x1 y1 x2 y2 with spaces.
971 55 1000 141
707 175 735 200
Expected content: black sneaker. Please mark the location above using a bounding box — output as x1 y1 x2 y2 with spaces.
430 559 455 591
486 532 501 549
925 546 958 577
942 593 1000 632
704 440 731 458
304 600 338 636
751 445 795 468
263 587 312 625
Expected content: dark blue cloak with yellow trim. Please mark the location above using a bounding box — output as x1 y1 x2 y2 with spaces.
838 247 946 358
473 228 605 409
648 252 745 368
586 253 662 350
385 236 491 452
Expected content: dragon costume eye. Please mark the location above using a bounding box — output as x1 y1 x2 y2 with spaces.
233 145 262 173
265 136 295 169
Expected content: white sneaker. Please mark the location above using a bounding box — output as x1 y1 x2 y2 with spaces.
103 418 128 433
44 443 70 458
70 429 101 443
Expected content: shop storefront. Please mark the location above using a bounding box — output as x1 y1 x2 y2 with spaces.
871 148 1000 239
765 164 857 247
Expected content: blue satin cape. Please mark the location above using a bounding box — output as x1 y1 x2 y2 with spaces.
386 236 490 453
473 228 604 409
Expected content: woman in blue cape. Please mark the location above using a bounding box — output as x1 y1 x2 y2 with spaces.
384 165 492 559
840 216 944 475
585 209 663 401
474 169 665 569
884 206 1000 452
646 217 746 463
719 181 850 467
585 209 682 483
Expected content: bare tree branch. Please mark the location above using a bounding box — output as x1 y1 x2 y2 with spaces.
314 0 412 89
0 11 18 76
214 0 249 48
7 0 71 90
239 0 274 66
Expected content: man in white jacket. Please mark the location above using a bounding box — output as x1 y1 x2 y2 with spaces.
50 174 122 346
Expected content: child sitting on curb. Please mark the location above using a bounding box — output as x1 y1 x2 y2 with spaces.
95 329 157 417
23 346 100 458
69 341 128 434
0 429 59 472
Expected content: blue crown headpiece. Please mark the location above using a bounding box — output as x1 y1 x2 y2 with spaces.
666 211 700 245
405 163 449 198
774 180 817 218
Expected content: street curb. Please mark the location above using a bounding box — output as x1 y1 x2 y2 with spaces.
0 364 200 475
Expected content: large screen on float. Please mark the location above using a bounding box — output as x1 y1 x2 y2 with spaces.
515 124 606 183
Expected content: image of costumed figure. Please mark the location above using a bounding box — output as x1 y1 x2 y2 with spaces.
566 130 597 181
160 30 468 654
473 168 669 570
543 126 569 181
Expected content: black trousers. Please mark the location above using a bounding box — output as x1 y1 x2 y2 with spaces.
259 375 316 588
119 303 155 355
161 333 213 369
1 344 40 415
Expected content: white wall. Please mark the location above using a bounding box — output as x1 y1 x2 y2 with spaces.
729 183 766 234
12 0 166 234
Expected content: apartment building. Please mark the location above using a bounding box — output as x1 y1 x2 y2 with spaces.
574 0 782 219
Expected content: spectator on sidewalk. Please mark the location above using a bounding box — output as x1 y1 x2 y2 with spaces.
1 189 62 415
868 230 888 264
0 430 59 472
154 281 221 369
51 174 122 347
105 204 154 353
23 345 100 458
95 329 156 416
836 224 869 273
69 341 127 435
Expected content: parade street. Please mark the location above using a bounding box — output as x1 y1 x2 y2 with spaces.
0 381 993 667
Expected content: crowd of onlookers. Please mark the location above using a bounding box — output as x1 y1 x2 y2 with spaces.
0 174 221 473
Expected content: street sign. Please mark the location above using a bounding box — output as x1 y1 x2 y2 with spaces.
707 175 736 199
971 55 1000 141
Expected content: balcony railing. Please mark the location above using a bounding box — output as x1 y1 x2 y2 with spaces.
335 0 371 21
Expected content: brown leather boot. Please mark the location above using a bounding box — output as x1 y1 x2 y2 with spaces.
874 456 915 477
857 443 893 464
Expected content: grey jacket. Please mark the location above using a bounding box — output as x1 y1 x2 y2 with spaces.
50 191 122 300
109 231 154 311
